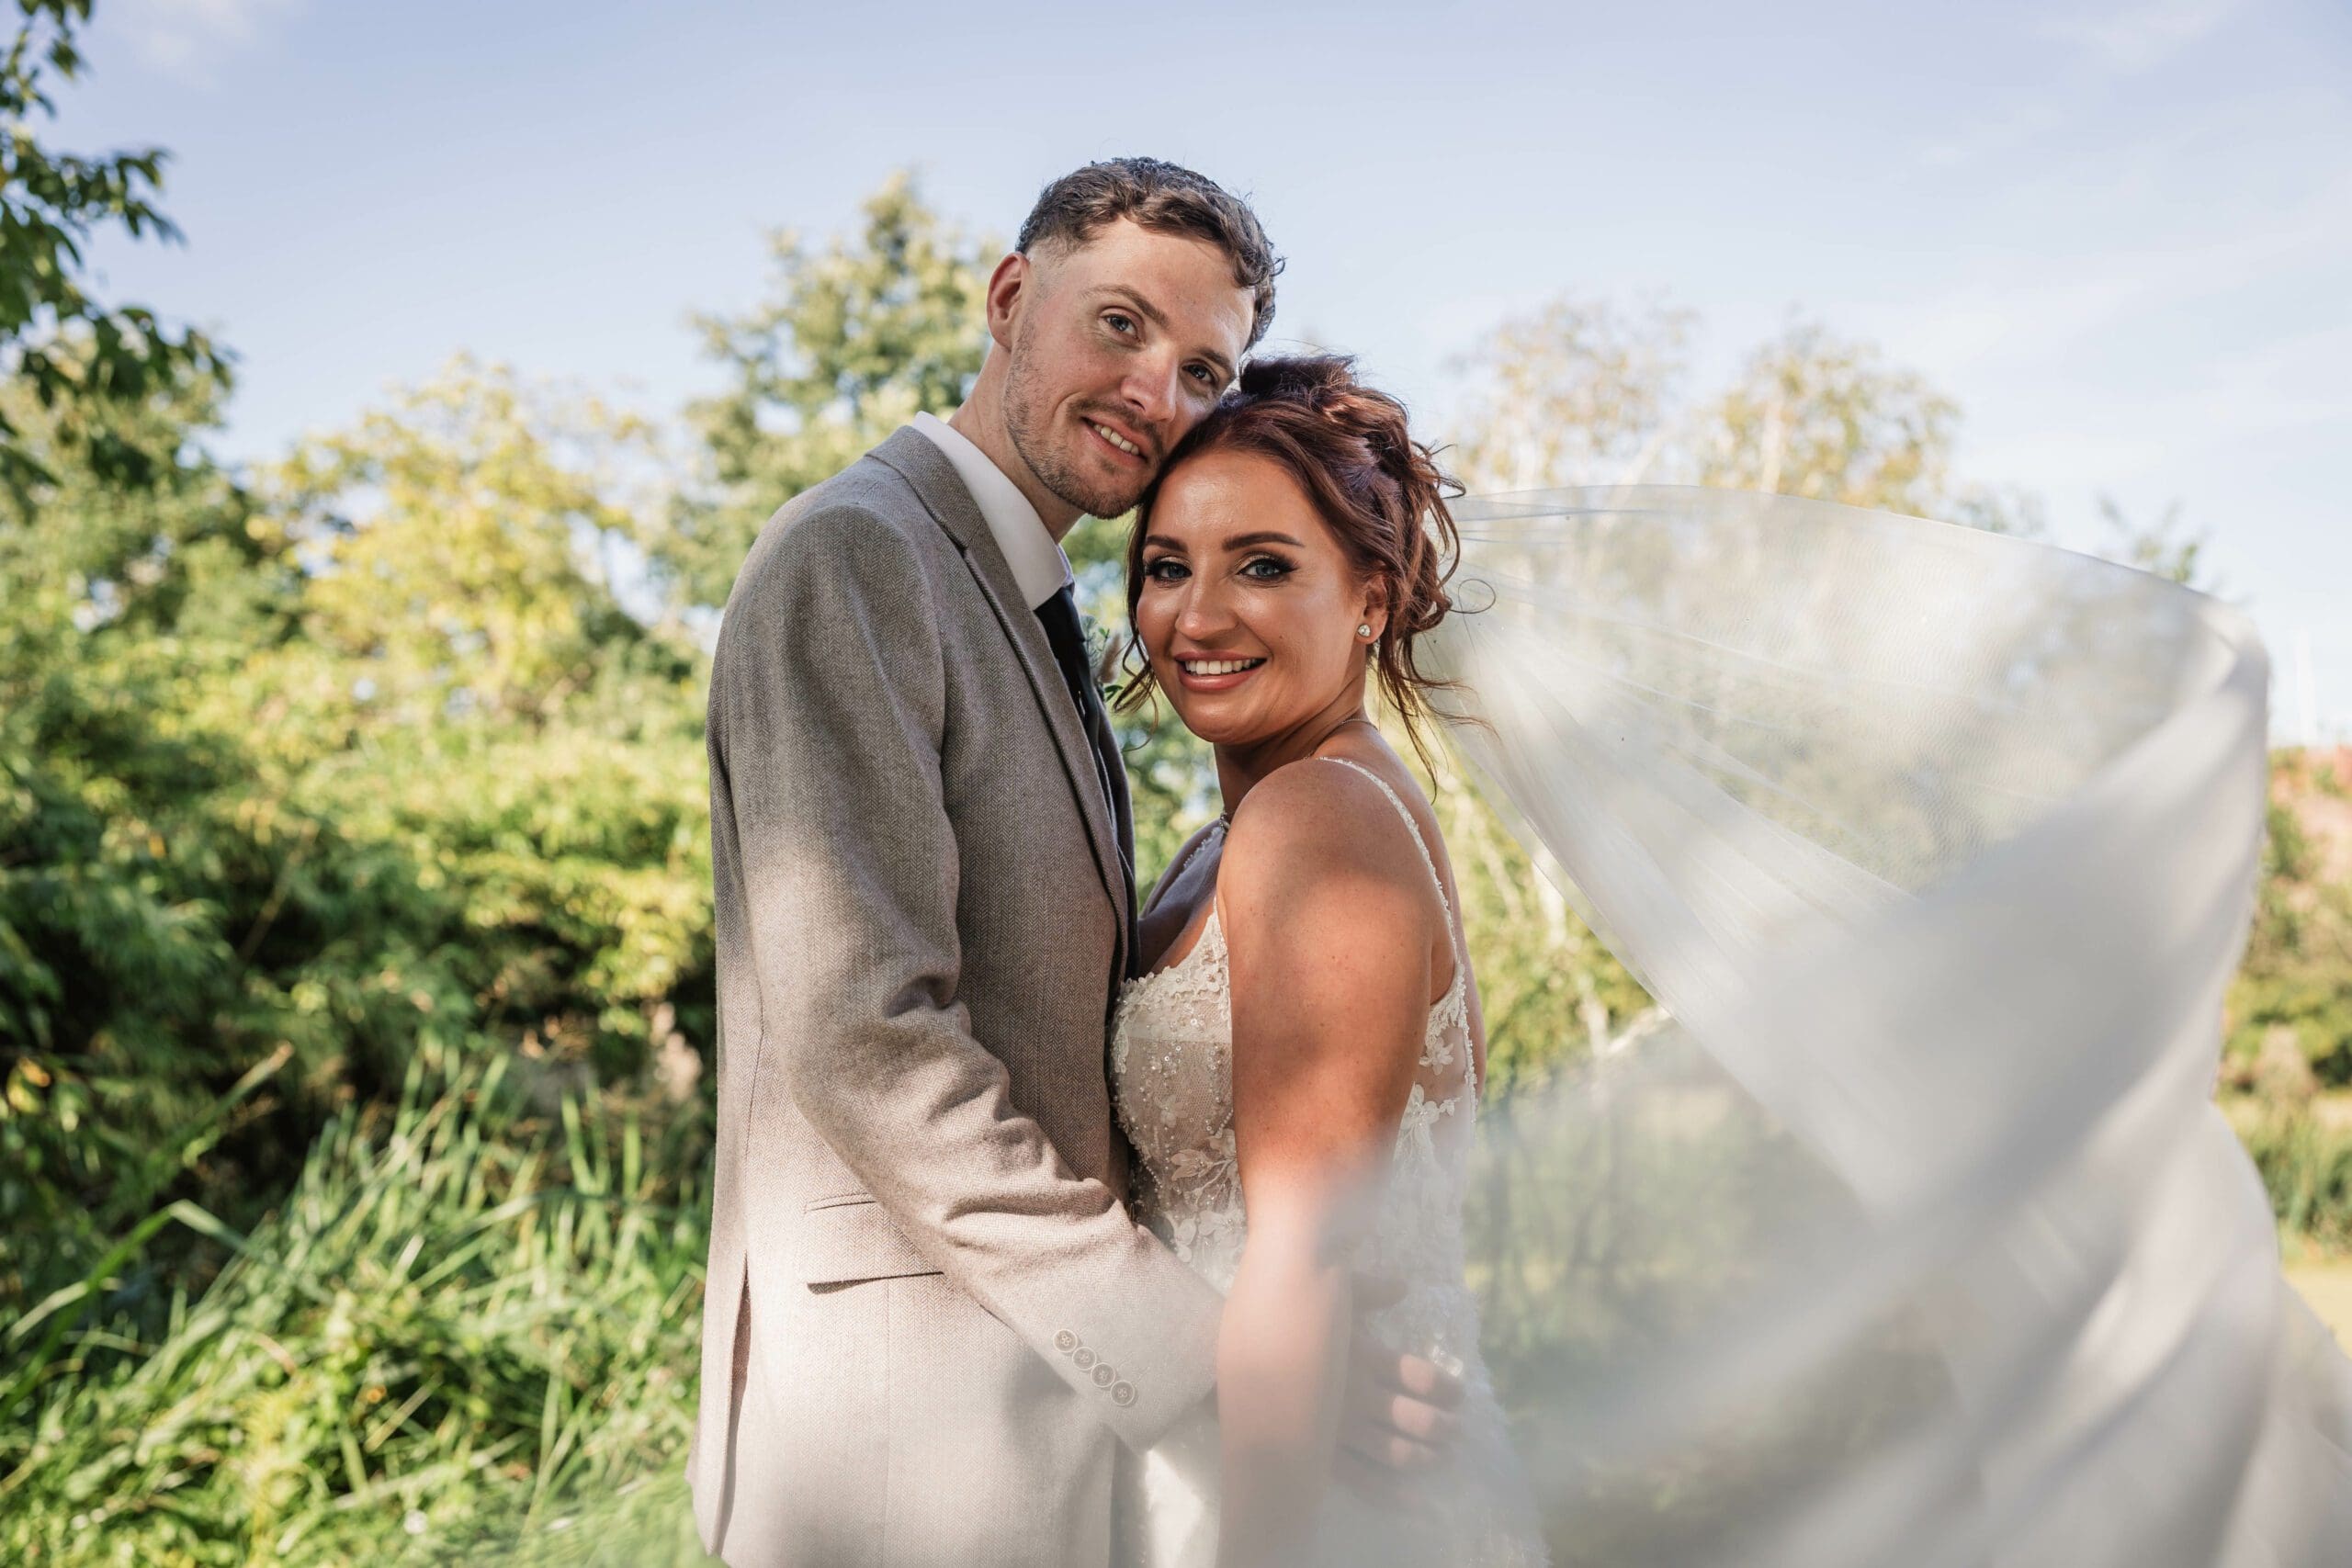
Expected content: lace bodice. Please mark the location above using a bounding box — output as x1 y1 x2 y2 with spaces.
1107 756 1545 1567
1110 758 1478 1304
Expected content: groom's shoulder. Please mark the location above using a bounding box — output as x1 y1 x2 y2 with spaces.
729 452 943 604
772 450 934 555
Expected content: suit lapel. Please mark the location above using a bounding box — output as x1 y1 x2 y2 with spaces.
1082 688 1140 975
870 428 1132 976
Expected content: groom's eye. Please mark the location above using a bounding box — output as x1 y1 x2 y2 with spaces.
1104 312 1137 338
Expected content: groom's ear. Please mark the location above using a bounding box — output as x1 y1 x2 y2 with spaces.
984 251 1034 351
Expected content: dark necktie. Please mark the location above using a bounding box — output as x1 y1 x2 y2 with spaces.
1035 584 1136 955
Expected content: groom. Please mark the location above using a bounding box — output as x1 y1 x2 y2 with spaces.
690 158 1455 1567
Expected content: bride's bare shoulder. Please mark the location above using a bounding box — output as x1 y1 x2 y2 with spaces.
1217 757 1442 1100
1217 756 1426 911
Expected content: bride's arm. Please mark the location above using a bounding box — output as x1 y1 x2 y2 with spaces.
1213 766 1439 1568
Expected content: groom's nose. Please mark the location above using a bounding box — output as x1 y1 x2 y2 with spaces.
1114 352 1185 442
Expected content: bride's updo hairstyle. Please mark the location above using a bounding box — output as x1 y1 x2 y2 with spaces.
1119 354 1464 766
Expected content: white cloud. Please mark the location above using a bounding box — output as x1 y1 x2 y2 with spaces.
2035 0 2251 74
112 0 300 85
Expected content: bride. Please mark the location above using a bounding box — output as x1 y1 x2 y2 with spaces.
1108 355 1545 1567
1104 353 2352 1567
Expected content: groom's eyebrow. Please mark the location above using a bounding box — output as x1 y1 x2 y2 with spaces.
1090 287 1237 382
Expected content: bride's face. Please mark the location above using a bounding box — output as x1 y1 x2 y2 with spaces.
1135 448 1384 747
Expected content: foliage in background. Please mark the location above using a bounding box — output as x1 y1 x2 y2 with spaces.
265 360 673 726
2 348 714 1335
1 0 287 1359
660 172 993 611
2222 744 2352 1279
2 1054 715 1567
1448 295 2048 535
2226 749 2352 1090
0 0 229 504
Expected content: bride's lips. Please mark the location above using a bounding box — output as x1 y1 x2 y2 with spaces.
1172 655 1266 694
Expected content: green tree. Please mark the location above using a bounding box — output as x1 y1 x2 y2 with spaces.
0 0 230 503
2096 492 2219 592
264 356 667 728
237 357 713 1096
2 356 713 1379
1449 296 1696 491
1451 297 2043 534
0 0 288 1330
662 170 994 609
1696 318 1956 511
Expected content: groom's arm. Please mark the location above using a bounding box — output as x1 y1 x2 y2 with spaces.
712 499 1222 1451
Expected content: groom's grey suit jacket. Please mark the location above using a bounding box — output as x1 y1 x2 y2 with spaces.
689 427 1224 1565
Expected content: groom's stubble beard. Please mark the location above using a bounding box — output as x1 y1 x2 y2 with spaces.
1001 321 1158 522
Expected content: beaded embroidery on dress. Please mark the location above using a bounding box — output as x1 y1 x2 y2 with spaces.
1108 757 1548 1568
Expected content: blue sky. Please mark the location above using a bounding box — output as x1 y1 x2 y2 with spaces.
50 0 2352 740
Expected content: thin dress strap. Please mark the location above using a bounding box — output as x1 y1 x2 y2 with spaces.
1318 756 1464 974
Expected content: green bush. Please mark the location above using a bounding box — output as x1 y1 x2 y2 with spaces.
2228 1092 2352 1254
2224 760 2352 1087
2 360 717 1361
1 1054 714 1567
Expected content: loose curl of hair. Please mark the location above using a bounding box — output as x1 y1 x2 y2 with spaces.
1115 354 1466 773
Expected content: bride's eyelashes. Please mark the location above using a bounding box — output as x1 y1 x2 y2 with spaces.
1139 552 1296 585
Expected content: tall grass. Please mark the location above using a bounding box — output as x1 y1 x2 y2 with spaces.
10 1082 2351 1566
2227 1091 2352 1257
1 1055 715 1566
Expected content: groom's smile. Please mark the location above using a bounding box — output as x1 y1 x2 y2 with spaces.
1082 412 1152 464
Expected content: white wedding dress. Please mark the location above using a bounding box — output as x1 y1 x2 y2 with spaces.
1109 755 1549 1568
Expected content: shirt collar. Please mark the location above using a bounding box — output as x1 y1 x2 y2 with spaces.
912 412 1073 610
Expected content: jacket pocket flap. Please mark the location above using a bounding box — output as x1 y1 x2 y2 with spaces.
792 1195 944 1285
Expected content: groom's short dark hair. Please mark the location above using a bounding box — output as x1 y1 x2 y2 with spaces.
1017 158 1283 349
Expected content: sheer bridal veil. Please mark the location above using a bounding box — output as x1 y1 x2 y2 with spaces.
1419 487 2352 1566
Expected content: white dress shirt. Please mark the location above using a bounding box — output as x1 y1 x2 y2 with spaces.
912 412 1073 612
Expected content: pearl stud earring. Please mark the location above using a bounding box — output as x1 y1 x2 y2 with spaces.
1357 623 1374 638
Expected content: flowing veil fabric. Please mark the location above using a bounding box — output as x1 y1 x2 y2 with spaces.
1413 487 2352 1566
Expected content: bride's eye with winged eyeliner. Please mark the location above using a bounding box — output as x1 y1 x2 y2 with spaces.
1238 554 1294 581
1143 556 1188 584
